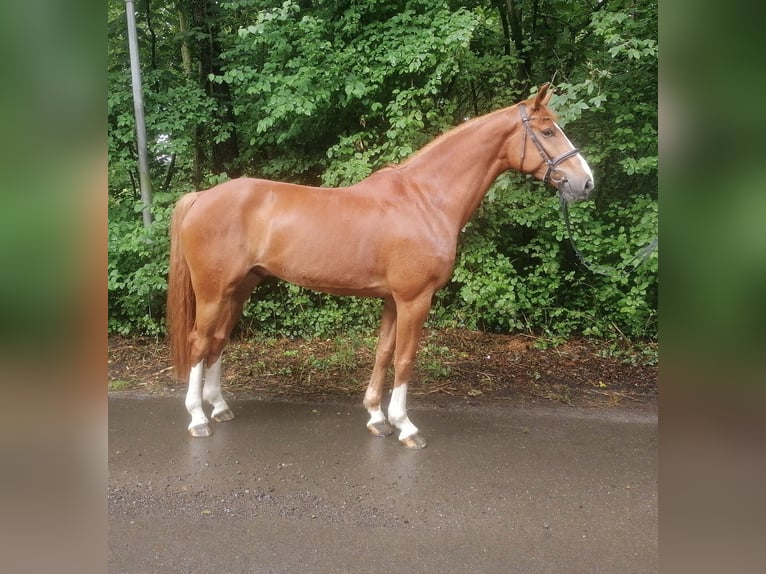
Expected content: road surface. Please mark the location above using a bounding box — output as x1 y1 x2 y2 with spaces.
108 395 656 573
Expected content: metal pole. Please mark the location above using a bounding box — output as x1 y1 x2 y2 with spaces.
125 0 153 228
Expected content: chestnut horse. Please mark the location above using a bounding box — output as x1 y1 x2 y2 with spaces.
167 83 594 448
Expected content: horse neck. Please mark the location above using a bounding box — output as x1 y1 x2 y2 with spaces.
399 107 519 229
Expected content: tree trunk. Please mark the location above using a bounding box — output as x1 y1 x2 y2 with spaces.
190 0 241 180
177 6 202 188
505 0 532 82
492 0 511 57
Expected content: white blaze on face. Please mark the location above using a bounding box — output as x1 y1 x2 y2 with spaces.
556 122 594 182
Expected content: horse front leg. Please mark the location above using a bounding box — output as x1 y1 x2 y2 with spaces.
388 295 432 449
364 298 397 437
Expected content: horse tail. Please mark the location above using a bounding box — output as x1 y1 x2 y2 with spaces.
167 192 198 378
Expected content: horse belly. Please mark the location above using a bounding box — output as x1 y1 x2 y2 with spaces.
237 180 453 297
254 217 390 296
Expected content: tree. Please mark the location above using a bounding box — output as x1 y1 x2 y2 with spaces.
108 0 658 340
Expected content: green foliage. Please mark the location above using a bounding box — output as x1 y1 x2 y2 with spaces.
107 0 658 341
107 192 175 335
432 176 658 339
417 340 454 380
239 282 382 339
209 0 479 184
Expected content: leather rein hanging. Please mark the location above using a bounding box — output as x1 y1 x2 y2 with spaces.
518 102 658 278
558 195 659 278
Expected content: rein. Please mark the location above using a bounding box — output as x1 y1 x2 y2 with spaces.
518 103 657 278
558 193 658 278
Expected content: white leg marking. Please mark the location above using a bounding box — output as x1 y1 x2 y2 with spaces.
185 361 208 430
367 407 387 426
365 385 387 427
202 357 231 418
388 384 419 441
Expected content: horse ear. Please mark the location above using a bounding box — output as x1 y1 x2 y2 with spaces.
532 83 553 111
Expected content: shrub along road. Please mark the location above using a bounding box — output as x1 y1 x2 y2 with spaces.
108 330 657 408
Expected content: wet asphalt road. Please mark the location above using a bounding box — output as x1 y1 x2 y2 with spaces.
108 395 657 573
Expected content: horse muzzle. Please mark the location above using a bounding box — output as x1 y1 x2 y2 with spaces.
556 175 594 203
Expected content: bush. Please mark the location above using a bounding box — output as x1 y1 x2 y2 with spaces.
240 282 382 339
107 177 657 341
432 175 657 339
107 192 174 335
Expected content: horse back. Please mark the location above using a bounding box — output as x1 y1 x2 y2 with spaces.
183 177 457 297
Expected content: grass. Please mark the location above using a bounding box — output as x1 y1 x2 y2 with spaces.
244 333 457 382
107 330 658 406
596 340 658 367
109 380 132 391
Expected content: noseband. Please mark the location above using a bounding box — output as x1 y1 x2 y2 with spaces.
519 103 581 184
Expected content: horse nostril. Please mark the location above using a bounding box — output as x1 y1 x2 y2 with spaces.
584 179 594 193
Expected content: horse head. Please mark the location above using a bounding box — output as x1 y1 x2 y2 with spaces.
510 83 595 202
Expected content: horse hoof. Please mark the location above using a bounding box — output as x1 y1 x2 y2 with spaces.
188 423 212 438
367 420 394 437
212 408 235 422
400 433 427 449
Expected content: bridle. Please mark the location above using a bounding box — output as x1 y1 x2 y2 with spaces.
518 102 581 185
519 103 658 278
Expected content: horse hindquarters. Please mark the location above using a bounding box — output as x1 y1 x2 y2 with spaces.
168 190 262 437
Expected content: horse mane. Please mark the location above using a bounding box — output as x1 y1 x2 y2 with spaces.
397 107 513 168
381 99 558 171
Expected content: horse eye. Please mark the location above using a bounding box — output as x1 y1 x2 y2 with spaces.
542 128 555 137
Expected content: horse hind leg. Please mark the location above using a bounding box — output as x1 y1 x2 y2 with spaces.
185 359 210 437
185 356 232 437
185 309 239 437
202 355 235 422
186 276 259 437
184 357 235 437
